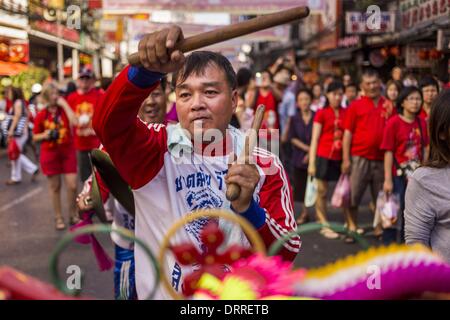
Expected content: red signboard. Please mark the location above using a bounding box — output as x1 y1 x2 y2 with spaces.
400 0 450 29
31 20 80 43
89 0 103 9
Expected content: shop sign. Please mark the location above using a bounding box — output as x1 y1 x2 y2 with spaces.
338 36 360 47
345 11 396 34
400 0 450 29
0 38 29 63
30 20 80 42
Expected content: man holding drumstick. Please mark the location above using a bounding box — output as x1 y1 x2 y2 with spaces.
93 25 300 299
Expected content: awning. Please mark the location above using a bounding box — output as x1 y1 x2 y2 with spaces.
0 60 28 76
309 47 359 61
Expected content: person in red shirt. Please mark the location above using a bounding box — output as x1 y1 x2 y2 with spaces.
381 86 429 244
66 68 104 182
308 81 350 240
33 82 79 230
342 69 396 236
245 70 280 153
418 76 439 123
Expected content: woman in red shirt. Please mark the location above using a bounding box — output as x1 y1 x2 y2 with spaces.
308 82 350 240
33 82 79 230
381 86 429 244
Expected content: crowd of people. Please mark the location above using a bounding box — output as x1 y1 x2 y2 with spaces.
1 25 449 299
1 68 104 230
233 58 448 248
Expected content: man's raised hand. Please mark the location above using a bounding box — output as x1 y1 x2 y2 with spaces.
137 25 186 74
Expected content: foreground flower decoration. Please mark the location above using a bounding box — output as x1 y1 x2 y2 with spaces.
295 243 450 300
192 254 307 300
170 222 253 296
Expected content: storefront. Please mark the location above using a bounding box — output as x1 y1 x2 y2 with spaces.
0 9 29 77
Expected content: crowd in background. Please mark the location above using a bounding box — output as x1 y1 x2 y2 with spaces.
1 54 449 260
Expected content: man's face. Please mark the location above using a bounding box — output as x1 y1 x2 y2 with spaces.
422 84 438 105
361 75 381 99
139 84 166 124
77 77 94 92
175 64 237 138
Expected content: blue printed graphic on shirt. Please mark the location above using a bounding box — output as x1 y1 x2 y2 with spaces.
171 262 182 292
174 167 228 193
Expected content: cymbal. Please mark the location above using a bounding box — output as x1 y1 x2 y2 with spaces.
90 149 135 217
89 168 108 223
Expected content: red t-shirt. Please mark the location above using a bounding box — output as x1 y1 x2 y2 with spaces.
418 107 428 123
314 106 346 161
5 98 12 113
66 88 104 151
255 90 279 139
344 96 396 161
381 115 429 171
33 107 74 151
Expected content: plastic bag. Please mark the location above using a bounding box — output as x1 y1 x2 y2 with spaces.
374 191 400 229
304 176 318 207
7 138 20 161
331 174 351 208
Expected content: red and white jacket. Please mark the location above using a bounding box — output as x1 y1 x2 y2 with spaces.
93 66 301 299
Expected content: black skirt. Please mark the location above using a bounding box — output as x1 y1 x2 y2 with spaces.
315 156 341 181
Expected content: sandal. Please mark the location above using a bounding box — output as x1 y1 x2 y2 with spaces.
320 227 340 240
296 211 310 225
5 179 21 185
344 235 356 244
55 218 66 231
31 169 39 182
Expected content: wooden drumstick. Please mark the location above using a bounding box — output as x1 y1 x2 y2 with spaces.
128 6 309 66
226 104 266 202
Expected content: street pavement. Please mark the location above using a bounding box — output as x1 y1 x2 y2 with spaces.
0 147 380 299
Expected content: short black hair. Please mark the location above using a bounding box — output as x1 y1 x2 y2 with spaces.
236 67 252 88
345 82 358 90
360 68 380 82
326 81 344 93
396 86 422 114
173 51 237 90
295 87 313 100
418 75 439 92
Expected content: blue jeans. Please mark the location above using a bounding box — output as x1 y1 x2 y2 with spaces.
382 176 407 245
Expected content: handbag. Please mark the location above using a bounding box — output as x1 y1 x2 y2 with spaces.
304 175 318 207
7 138 20 161
373 191 400 229
1 100 27 137
331 174 351 208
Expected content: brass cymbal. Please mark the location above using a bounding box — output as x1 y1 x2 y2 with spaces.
90 149 135 217
89 167 108 223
